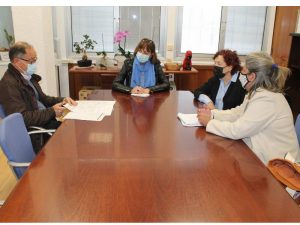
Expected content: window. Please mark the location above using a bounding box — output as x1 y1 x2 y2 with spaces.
176 6 267 57
71 7 115 52
71 6 162 54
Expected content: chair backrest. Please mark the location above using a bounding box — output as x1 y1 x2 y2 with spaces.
0 104 6 119
0 113 35 179
296 114 300 147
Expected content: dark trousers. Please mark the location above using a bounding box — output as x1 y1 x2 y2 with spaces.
30 120 61 154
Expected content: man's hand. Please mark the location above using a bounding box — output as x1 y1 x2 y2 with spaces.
63 97 77 106
53 102 65 117
197 107 212 127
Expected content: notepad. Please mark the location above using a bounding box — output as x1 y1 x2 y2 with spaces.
131 93 150 98
177 113 202 127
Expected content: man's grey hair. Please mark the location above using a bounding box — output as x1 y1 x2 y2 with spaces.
9 41 33 62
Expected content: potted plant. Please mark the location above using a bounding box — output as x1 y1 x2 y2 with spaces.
96 33 108 69
96 51 107 69
114 31 132 67
73 34 97 67
0 29 14 62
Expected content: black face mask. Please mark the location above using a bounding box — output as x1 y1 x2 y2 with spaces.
213 66 225 79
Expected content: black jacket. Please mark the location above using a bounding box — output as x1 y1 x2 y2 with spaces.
193 73 246 110
112 58 170 94
0 63 63 127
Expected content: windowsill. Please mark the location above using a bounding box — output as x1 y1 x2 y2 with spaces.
56 57 215 66
0 61 9 66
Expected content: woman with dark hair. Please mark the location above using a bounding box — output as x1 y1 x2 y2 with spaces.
193 49 246 110
112 38 170 94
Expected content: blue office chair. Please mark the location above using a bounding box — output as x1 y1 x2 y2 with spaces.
0 113 55 179
0 103 55 135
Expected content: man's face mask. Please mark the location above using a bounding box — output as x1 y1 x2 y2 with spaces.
213 66 226 79
26 63 37 76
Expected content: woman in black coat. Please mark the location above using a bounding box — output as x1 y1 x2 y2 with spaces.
193 49 246 110
112 38 170 94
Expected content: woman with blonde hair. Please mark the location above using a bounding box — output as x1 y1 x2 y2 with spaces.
198 52 299 165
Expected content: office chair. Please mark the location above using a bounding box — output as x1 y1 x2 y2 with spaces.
0 113 55 179
0 103 55 135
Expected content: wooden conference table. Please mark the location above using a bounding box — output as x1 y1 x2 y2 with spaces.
0 90 300 222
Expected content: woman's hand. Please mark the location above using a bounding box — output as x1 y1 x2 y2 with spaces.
131 86 142 94
197 107 212 127
141 88 150 94
206 102 215 110
131 87 150 94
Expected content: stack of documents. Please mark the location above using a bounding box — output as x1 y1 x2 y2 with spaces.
177 113 202 127
63 100 115 121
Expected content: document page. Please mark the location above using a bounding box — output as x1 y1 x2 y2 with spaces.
177 113 202 127
63 100 115 121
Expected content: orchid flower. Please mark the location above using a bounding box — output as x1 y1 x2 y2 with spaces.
114 30 132 59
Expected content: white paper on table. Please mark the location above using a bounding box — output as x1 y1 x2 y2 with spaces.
177 113 202 127
131 93 150 98
64 112 105 121
63 100 115 121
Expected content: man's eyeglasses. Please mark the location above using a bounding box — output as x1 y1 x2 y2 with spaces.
18 57 37 64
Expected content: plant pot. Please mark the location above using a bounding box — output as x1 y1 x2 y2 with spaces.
0 51 10 62
77 59 92 67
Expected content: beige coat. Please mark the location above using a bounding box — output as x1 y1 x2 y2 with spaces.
207 88 299 165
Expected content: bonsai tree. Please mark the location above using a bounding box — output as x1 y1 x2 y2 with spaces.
73 34 97 67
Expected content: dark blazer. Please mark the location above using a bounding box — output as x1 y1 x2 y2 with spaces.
0 63 63 127
193 73 246 110
112 58 170 94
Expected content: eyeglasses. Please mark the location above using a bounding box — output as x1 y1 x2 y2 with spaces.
18 57 37 64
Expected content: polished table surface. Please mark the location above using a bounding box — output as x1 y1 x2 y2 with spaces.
0 90 300 222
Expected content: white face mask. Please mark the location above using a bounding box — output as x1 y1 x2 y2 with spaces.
239 74 249 88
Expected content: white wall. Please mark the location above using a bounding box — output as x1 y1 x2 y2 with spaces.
11 6 58 96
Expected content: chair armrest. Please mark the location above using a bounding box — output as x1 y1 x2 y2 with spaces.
8 161 31 167
29 126 56 136
28 129 56 136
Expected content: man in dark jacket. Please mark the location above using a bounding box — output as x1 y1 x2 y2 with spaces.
0 41 76 152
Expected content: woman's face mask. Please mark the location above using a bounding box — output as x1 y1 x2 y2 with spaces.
239 73 249 89
213 66 226 79
136 51 150 63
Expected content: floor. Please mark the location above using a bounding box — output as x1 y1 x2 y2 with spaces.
0 148 17 205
